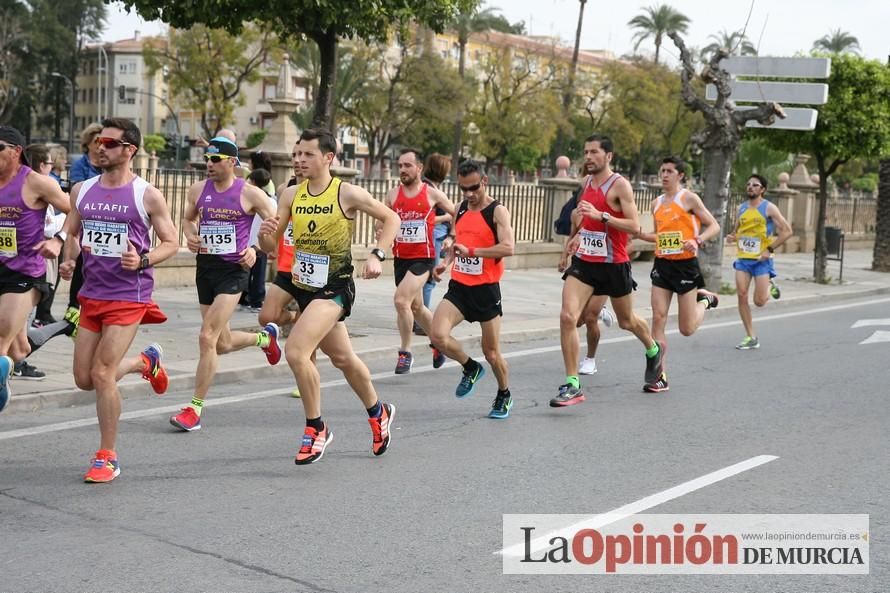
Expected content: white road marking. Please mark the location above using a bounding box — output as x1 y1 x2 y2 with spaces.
2 296 888 441
498 455 779 557
851 318 890 328
860 330 890 345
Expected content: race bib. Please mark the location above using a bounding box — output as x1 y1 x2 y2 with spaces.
82 220 127 257
576 230 608 258
283 222 294 247
0 226 17 258
738 235 761 255
292 251 330 288
656 231 684 256
453 255 483 275
398 220 427 244
199 223 237 255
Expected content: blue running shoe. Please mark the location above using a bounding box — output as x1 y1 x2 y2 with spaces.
261 323 282 365
488 391 513 419
0 355 11 413
456 364 485 398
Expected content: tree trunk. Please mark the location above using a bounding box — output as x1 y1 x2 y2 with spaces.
813 159 829 283
451 39 468 180
311 30 339 133
872 159 890 271
553 0 586 159
699 146 733 289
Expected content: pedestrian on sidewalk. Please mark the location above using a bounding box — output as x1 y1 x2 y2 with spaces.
636 156 721 392
169 137 280 433
58 118 179 482
430 160 516 419
258 127 400 465
416 153 454 335
726 174 792 350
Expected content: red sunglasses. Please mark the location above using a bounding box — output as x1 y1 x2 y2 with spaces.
94 137 133 149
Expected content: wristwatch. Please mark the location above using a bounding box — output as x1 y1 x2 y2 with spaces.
139 254 151 270
53 230 68 243
370 247 386 262
766 246 775 253
601 212 611 224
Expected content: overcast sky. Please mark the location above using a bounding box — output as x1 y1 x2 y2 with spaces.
104 0 888 62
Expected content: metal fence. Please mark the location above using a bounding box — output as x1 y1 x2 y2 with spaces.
826 197 877 235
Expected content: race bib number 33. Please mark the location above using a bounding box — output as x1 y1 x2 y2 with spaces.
82 220 128 257
292 251 330 288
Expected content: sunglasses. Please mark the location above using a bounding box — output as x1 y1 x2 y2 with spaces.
95 137 133 149
458 182 482 193
44 161 54 166
0 143 16 153
746 182 762 188
204 154 235 163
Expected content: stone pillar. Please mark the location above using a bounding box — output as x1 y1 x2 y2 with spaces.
767 172 799 252
539 175 580 243
555 155 571 177
331 166 360 182
148 150 159 174
134 146 149 172
787 154 819 252
252 54 301 190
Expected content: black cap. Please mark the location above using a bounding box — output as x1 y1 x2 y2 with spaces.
207 137 239 158
0 126 29 166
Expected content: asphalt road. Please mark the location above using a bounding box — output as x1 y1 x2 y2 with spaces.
1 296 888 593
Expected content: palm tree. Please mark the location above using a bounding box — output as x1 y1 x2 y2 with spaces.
700 28 756 62
450 5 516 175
873 159 890 271
812 29 860 54
627 4 690 64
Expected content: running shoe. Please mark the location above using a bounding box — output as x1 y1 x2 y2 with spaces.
598 307 615 327
12 361 46 381
578 357 597 375
488 391 513 419
294 424 333 465
83 450 120 483
769 280 781 300
455 363 485 398
430 344 446 369
395 350 413 374
291 386 302 398
736 336 760 350
0 355 12 413
696 289 719 310
63 306 80 339
170 407 202 431
644 342 665 385
643 372 670 393
368 402 395 456
261 323 282 365
550 383 585 407
141 343 168 395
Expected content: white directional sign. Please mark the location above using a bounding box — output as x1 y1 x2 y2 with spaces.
706 81 828 105
707 55 832 131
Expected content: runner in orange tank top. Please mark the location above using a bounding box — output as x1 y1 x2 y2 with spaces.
637 156 721 393
552 134 663 408
429 160 516 419
383 148 455 375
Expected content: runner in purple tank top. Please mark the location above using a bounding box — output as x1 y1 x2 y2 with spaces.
57 118 180 483
0 126 70 413
169 137 279 433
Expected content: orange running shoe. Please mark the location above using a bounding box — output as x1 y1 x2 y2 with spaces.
170 407 201 431
294 424 333 465
84 450 120 483
141 343 168 395
368 402 395 456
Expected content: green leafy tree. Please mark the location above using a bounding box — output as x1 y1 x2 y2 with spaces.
468 47 562 168
122 0 474 131
812 29 860 55
449 3 522 174
504 143 540 174
730 137 791 193
142 133 166 153
246 129 267 149
337 37 467 170
756 54 890 282
628 3 690 64
144 24 281 139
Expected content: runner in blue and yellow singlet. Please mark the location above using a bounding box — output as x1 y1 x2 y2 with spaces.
726 174 792 350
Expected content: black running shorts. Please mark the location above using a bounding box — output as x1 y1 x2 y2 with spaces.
562 257 636 298
442 280 502 323
649 257 705 295
196 254 249 306
393 257 435 286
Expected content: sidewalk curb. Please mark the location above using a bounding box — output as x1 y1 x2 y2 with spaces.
6 284 890 415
